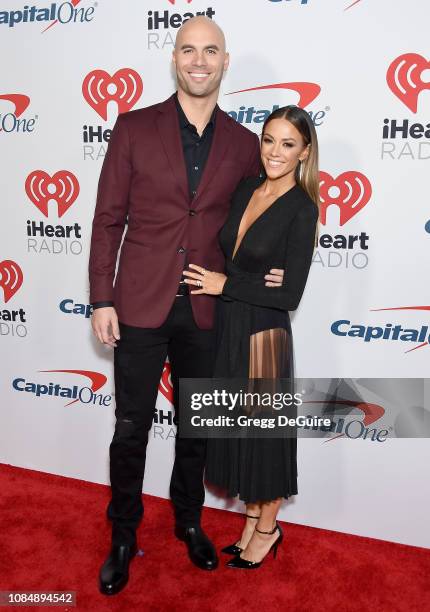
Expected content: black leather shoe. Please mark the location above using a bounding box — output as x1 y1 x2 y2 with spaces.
227 522 284 570
221 543 243 555
221 513 260 555
99 543 138 595
175 526 218 570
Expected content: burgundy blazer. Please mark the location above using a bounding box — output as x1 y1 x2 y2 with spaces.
89 94 261 329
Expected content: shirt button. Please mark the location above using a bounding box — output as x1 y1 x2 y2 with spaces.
191 190 197 197
177 247 186 254
189 210 196 216
194 165 199 171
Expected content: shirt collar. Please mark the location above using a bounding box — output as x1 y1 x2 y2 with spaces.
174 92 217 130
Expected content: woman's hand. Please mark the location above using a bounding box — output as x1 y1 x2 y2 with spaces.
183 264 227 295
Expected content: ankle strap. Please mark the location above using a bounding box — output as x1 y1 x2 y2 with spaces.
255 522 278 535
245 514 260 519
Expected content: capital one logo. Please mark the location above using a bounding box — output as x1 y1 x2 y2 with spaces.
387 53 430 113
0 93 34 133
25 171 80 218
0 94 30 119
0 1 96 33
0 260 23 303
13 369 110 407
319 171 372 226
82 69 143 121
226 82 321 109
305 398 386 442
371 305 430 353
344 0 362 9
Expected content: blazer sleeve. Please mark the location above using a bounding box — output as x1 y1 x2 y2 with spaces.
222 203 318 311
243 132 261 179
88 114 132 303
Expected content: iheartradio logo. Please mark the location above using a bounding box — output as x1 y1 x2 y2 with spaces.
387 53 430 113
25 170 80 218
319 171 372 226
82 69 143 121
0 260 23 303
159 362 173 404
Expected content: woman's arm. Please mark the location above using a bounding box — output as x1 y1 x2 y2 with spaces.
222 204 318 311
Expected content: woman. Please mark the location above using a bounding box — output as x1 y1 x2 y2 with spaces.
183 105 319 569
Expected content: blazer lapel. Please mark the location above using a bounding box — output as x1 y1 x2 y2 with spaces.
194 110 232 204
156 95 189 201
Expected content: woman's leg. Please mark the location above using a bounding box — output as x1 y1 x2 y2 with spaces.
234 502 261 548
240 498 282 562
239 328 287 561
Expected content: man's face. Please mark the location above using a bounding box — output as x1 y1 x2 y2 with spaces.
173 20 229 98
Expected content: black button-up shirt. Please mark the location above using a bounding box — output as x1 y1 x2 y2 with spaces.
175 93 217 198
92 95 218 309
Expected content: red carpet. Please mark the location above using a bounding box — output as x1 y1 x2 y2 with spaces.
1 464 429 611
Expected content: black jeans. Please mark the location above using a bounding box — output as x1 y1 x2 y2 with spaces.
108 296 216 545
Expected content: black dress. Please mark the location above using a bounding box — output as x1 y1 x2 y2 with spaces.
205 176 318 503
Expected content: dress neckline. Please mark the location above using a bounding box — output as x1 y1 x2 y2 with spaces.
232 181 299 261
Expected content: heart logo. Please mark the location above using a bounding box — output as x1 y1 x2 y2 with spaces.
319 171 372 226
0 260 23 303
159 361 173 404
386 53 430 113
25 170 80 218
82 68 143 121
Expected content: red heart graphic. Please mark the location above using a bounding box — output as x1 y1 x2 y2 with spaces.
159 362 173 404
25 170 79 218
0 260 23 303
82 68 143 121
387 53 430 113
319 171 372 226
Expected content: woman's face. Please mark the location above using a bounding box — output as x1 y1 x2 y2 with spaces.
261 118 309 181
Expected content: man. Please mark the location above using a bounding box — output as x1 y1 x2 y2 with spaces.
89 16 283 595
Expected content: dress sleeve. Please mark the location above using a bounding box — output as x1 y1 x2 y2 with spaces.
222 203 318 311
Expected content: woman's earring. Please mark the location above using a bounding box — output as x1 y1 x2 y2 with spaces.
299 160 304 182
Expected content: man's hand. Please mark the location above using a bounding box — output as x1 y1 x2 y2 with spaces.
91 306 120 348
264 268 284 287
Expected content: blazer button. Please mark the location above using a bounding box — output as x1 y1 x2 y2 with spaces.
177 247 186 254
189 210 196 216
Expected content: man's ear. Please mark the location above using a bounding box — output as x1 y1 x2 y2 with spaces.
224 52 230 72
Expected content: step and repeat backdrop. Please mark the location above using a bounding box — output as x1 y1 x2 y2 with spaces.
1 0 429 548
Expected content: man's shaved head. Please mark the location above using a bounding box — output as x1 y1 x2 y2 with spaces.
175 16 226 52
173 16 229 100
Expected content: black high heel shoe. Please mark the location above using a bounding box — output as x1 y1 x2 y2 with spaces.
221 514 260 555
226 522 283 569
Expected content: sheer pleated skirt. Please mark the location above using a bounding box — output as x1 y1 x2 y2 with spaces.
205 301 298 503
